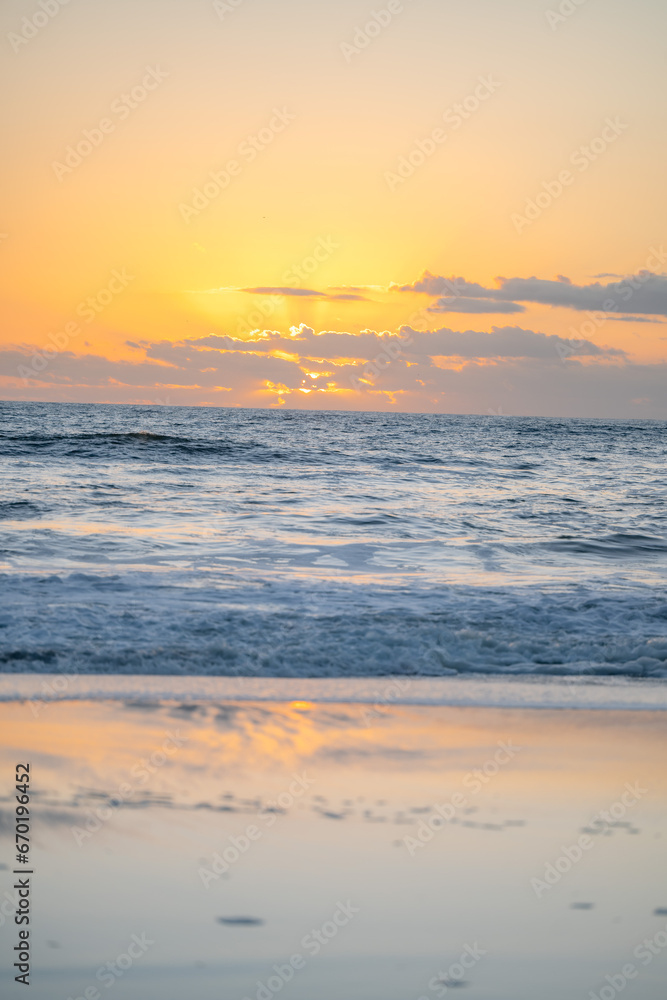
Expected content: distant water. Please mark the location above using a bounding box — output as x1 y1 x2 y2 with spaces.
1 401 666 678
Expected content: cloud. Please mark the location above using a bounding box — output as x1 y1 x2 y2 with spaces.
242 286 325 297
395 274 492 298
0 342 306 394
428 297 525 314
347 354 667 419
401 326 624 359
329 293 369 301
496 274 667 314
191 328 390 359
327 284 387 293
399 267 667 316
1 333 663 417
607 316 665 324
201 286 369 302
1 320 636 417
186 324 619 361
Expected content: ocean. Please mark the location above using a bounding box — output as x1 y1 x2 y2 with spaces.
1 401 666 678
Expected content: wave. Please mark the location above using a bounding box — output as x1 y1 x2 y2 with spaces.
1 574 666 678
0 430 490 470
2 406 666 684
0 500 43 520
547 533 667 556
0 431 195 445
0 431 293 463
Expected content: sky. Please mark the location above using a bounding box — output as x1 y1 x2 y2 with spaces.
1 0 666 416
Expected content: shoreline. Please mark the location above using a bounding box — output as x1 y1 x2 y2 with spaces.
1 672 666 710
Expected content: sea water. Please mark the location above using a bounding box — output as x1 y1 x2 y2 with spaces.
1 402 666 677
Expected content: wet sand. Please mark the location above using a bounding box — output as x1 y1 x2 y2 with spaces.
0 693 666 999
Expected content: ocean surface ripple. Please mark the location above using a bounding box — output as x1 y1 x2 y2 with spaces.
1 402 666 677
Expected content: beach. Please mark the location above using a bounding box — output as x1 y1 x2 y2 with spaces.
1 678 666 999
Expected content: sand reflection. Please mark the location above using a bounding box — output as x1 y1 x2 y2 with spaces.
0 701 666 999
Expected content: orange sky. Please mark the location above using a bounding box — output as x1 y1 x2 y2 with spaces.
1 0 666 415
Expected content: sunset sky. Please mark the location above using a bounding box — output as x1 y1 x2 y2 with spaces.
1 0 666 415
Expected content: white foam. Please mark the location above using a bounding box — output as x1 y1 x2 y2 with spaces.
2 571 666 678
